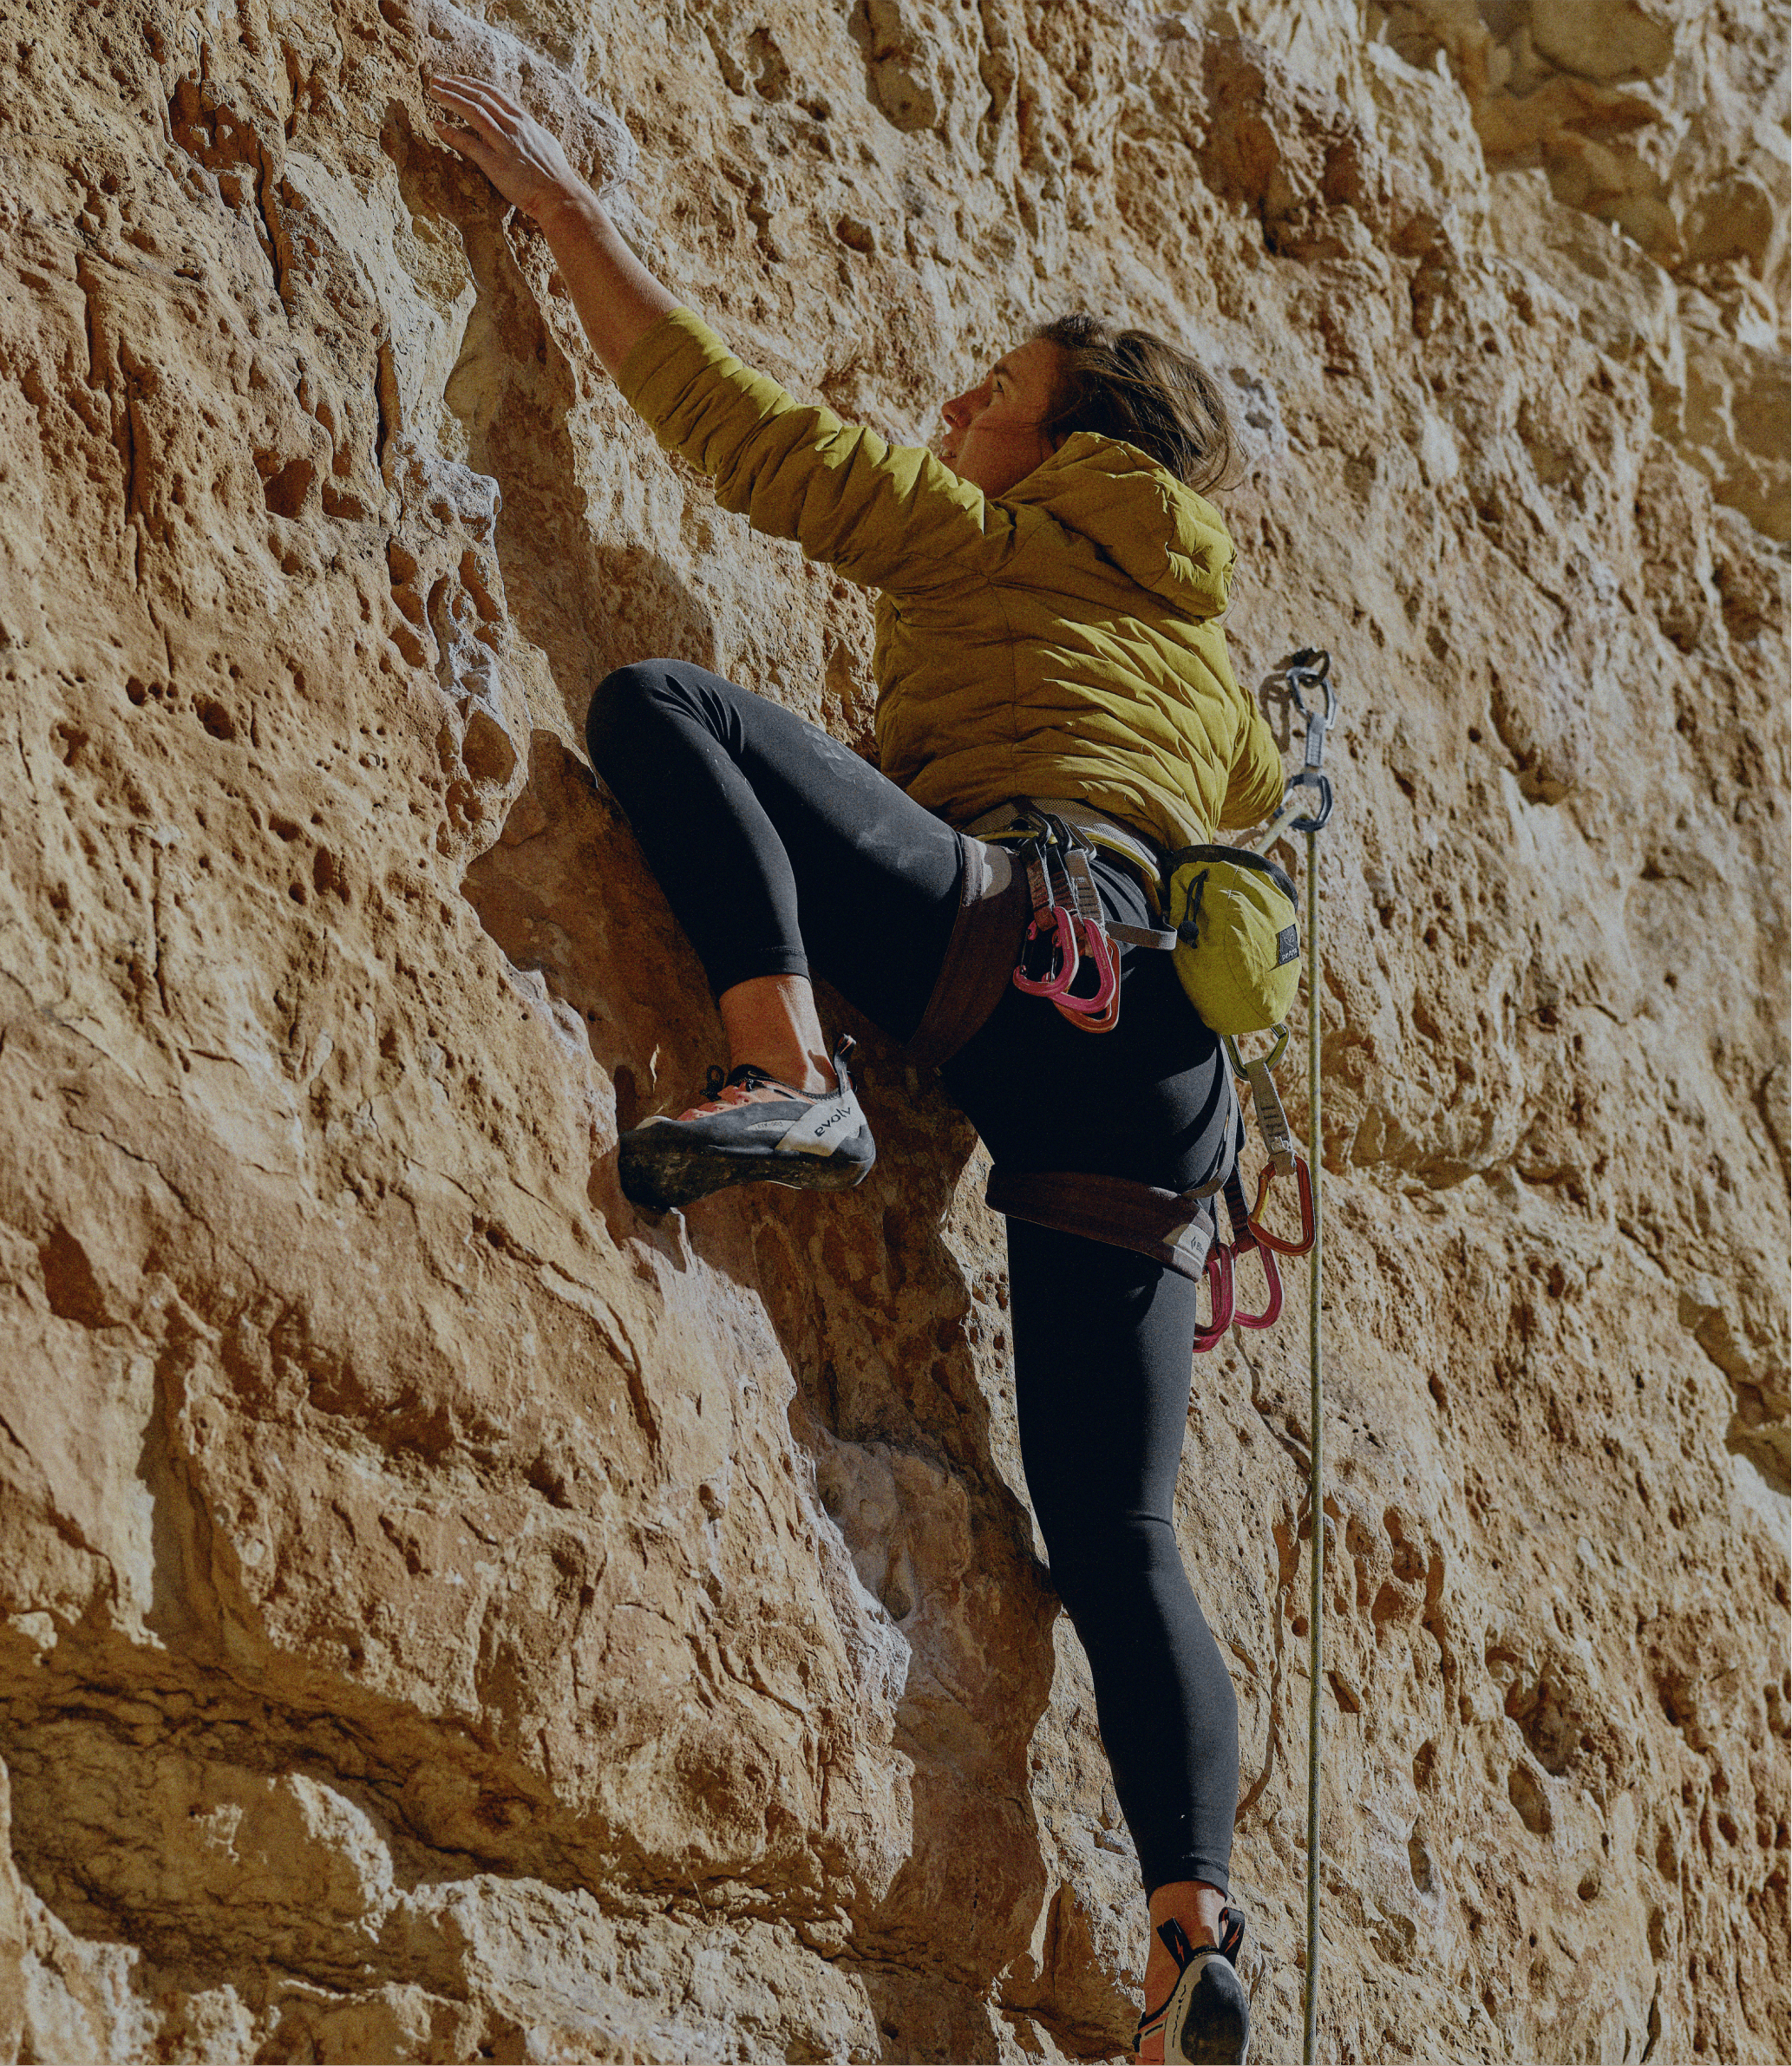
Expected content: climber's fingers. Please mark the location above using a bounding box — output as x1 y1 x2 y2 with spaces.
430 75 521 133
427 75 580 221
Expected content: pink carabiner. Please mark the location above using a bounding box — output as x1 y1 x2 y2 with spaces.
1012 906 1080 999
1231 1234 1284 1329
1192 1239 1234 1353
1053 917 1121 1032
1248 1158 1316 1256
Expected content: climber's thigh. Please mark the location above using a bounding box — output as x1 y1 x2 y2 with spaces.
1007 1218 1200 1540
712 679 963 1034
594 659 962 1038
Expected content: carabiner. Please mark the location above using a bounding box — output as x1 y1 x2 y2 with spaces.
1287 648 1337 734
1230 1233 1284 1329
1053 916 1121 1030
1249 1156 1316 1256
1285 767 1332 834
1192 1239 1235 1353
1224 1025 1291 1076
1013 905 1080 998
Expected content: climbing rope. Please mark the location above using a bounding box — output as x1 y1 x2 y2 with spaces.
1285 651 1336 2065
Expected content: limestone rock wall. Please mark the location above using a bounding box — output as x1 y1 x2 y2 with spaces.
0 0 1785 2059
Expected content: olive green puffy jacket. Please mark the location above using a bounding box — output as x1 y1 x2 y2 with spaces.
618 309 1285 853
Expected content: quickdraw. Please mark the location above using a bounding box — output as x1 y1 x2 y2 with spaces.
1189 1024 1311 1354
1187 652 1338 1367
1231 1025 1318 1252
1009 813 1123 1032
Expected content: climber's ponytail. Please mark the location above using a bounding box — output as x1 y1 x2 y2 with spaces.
1033 314 1239 497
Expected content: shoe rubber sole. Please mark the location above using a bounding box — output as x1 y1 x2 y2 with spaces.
619 1134 874 1213
1168 1953 1250 2065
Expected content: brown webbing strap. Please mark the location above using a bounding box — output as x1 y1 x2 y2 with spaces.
985 1168 1221 1285
905 836 1031 1069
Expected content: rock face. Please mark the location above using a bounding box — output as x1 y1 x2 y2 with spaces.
0 0 1785 2058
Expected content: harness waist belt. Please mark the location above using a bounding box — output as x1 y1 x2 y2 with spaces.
963 796 1167 909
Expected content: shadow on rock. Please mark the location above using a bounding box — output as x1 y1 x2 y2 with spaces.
461 732 1067 2044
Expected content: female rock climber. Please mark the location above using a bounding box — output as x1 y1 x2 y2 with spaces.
433 73 1285 2066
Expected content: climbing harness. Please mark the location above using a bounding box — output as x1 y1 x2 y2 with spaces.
904 835 1031 1071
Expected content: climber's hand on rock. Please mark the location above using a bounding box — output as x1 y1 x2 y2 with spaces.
428 75 585 226
428 72 675 376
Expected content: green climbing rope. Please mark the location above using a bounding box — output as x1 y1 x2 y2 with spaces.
1279 646 1335 2065
1302 820 1324 2064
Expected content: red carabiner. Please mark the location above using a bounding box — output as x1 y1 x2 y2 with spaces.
1013 906 1080 999
1192 1239 1234 1353
1248 1158 1316 1256
1054 917 1121 1031
1231 1233 1284 1328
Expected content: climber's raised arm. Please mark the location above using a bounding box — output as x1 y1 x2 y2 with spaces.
432 75 1016 596
428 75 676 375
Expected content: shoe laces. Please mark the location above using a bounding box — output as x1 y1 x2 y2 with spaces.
679 1062 807 1121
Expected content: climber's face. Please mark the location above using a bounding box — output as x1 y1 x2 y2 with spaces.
939 337 1063 495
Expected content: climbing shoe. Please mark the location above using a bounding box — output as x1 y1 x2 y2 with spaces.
1133 1908 1250 2065
618 1036 875 1213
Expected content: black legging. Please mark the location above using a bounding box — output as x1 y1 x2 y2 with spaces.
587 658 1239 1896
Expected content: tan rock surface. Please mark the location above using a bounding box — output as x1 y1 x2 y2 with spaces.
0 0 1784 2059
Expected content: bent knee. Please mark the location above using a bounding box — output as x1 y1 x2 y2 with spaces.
583 662 666 766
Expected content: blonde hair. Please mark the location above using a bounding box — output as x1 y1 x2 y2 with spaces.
1033 314 1239 496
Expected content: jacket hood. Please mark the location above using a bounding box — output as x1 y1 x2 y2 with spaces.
1004 433 1235 618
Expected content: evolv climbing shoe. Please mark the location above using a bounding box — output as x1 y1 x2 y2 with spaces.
1134 1908 1250 2065
618 1036 875 1212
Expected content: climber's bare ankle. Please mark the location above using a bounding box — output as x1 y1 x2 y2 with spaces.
717 974 832 1095
1141 1880 1226 2012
